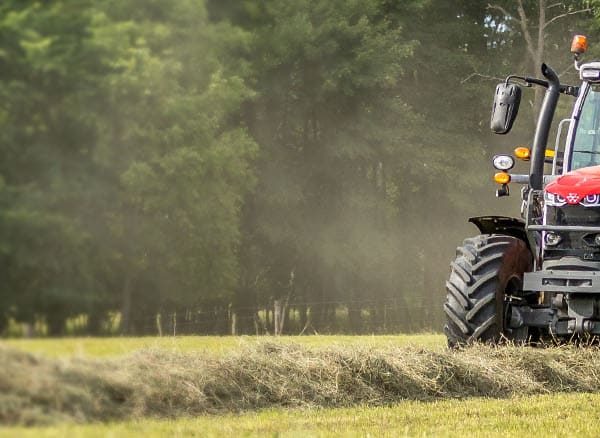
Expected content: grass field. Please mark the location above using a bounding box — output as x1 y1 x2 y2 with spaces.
2 333 445 357
3 392 600 437
3 334 600 437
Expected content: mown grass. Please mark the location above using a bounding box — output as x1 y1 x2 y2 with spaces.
4 339 600 426
2 333 445 358
4 334 600 436
3 392 600 437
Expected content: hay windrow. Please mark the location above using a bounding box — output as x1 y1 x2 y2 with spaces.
2 341 600 426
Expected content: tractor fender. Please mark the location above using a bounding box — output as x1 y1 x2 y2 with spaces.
468 216 530 250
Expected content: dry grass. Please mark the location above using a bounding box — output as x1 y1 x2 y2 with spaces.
2 341 600 426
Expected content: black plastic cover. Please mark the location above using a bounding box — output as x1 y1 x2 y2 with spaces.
468 216 529 248
490 83 522 134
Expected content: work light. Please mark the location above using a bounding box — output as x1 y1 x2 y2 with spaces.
492 154 515 171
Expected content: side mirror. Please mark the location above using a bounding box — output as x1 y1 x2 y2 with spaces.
490 83 521 134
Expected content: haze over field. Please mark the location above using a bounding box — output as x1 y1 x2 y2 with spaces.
0 0 597 336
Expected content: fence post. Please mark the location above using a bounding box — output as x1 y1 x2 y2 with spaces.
254 311 260 336
156 313 163 337
23 323 33 338
273 300 281 335
383 304 387 333
172 312 177 336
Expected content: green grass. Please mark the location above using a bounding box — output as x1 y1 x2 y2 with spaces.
3 392 600 437
1 333 445 358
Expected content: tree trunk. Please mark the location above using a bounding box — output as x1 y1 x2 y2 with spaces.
348 305 361 334
273 299 282 335
46 315 65 336
265 307 272 332
87 311 104 336
299 303 308 334
120 274 133 335
328 303 337 331
0 315 8 336
285 306 293 333
23 322 34 338
171 311 177 336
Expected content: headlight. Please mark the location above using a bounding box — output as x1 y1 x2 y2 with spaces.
492 154 515 171
545 232 562 246
581 194 600 207
544 191 566 206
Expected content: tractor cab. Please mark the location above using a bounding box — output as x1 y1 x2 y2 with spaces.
540 61 600 266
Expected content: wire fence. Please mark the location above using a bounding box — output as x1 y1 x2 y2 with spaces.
126 298 445 337
4 298 446 337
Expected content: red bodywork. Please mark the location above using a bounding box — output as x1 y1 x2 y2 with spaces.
545 165 600 204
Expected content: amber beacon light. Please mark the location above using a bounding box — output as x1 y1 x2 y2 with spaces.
514 146 531 161
571 35 588 55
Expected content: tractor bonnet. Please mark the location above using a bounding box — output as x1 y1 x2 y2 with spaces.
545 165 600 204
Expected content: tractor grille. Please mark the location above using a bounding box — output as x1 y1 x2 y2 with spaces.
546 204 600 226
544 205 600 260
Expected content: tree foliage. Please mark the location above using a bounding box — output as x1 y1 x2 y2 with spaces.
0 0 597 335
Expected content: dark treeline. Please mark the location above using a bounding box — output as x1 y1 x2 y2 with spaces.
1 0 598 336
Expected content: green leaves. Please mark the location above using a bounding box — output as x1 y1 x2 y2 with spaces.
0 0 258 333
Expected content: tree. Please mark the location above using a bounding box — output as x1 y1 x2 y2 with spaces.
0 0 258 335
218 0 432 333
487 0 593 118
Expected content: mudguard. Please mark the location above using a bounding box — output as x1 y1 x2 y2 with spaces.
469 216 529 249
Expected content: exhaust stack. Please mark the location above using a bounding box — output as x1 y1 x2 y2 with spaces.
529 64 560 190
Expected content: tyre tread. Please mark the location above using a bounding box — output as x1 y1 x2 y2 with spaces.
443 234 530 346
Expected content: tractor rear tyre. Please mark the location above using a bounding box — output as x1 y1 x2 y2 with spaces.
444 234 532 347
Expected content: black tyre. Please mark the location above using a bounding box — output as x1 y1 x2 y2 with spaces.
444 234 532 347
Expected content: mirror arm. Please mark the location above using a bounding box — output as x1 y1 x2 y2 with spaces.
505 75 534 87
506 75 578 97
506 75 548 88
559 85 579 97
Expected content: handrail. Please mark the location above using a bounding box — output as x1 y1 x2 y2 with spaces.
528 225 600 232
553 118 572 175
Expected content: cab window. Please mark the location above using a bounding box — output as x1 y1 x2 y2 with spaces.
572 84 600 169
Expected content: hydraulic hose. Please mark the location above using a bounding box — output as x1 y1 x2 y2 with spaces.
530 64 560 190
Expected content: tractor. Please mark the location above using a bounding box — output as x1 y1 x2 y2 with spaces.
444 35 600 345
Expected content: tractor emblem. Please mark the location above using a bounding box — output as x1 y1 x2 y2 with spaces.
566 193 580 204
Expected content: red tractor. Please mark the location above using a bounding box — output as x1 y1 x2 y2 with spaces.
444 35 600 345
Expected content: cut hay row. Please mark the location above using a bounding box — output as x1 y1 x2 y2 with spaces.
2 341 600 426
